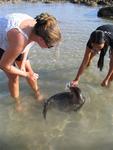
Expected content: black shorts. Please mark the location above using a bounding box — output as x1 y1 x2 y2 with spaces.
0 48 26 61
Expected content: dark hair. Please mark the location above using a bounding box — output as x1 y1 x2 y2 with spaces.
33 13 61 47
90 30 107 71
97 43 109 71
90 30 105 44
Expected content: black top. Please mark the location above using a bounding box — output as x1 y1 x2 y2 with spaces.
87 24 113 49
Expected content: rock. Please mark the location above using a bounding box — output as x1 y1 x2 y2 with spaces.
43 0 53 4
97 1 107 6
98 6 113 19
70 0 80 4
85 1 97 7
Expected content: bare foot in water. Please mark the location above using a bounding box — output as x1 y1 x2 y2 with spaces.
35 89 45 102
15 102 23 112
14 98 24 112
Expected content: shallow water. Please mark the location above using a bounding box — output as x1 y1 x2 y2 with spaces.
0 2 113 150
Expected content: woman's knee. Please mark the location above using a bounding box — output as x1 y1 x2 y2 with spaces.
9 75 19 84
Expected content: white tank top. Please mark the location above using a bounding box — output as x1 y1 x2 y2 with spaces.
0 13 34 52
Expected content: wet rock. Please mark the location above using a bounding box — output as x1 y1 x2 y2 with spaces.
97 0 107 5
85 1 97 7
42 0 53 3
98 6 113 19
30 0 38 3
70 0 80 4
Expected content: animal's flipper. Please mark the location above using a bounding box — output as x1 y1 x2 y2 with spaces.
43 101 48 119
43 97 52 119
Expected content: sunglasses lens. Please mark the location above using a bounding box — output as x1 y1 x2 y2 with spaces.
48 45 54 48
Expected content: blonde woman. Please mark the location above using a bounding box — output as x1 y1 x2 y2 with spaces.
0 13 61 111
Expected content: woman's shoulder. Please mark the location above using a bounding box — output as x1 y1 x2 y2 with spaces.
7 28 28 47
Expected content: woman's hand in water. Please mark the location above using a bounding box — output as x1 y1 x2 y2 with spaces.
70 80 79 87
101 79 109 87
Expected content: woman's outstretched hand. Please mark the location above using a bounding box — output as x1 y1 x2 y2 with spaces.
101 79 109 87
70 80 79 87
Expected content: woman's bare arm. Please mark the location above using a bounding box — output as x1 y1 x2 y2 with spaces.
71 47 95 87
0 28 29 77
74 47 93 81
101 49 113 86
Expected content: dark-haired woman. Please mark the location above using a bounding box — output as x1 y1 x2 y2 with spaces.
71 24 113 88
0 13 61 111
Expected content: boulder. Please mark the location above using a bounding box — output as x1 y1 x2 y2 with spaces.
98 6 113 19
97 1 107 5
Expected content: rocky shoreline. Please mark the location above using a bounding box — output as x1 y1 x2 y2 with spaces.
0 0 113 6
1 0 113 19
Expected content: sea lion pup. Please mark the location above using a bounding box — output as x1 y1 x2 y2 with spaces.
43 86 85 119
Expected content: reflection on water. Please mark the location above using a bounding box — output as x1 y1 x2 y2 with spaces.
0 2 113 150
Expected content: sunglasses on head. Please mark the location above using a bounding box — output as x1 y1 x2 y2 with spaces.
47 45 54 48
44 38 59 49
45 41 55 49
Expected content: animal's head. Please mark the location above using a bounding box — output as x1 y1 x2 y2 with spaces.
69 86 85 105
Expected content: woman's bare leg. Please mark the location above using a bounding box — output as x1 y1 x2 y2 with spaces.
25 60 44 101
4 71 22 111
16 60 44 102
107 50 113 85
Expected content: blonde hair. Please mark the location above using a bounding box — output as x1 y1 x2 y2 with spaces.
33 13 61 47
